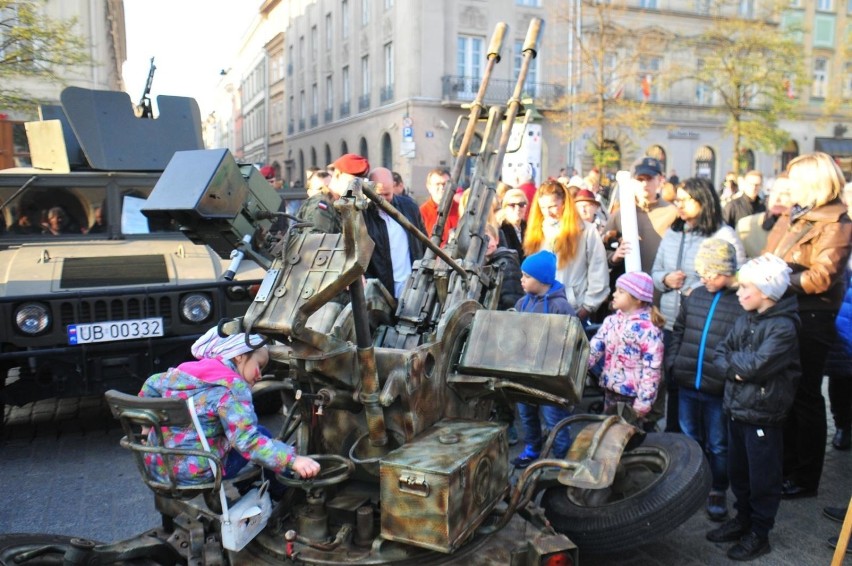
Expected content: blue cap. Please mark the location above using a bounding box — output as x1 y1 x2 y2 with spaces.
521 250 557 286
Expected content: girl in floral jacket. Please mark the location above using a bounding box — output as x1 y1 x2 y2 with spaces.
588 271 665 424
139 326 320 486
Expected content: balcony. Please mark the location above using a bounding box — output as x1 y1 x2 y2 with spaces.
324 108 333 123
340 100 351 117
310 114 318 128
441 75 565 108
380 85 394 103
358 94 370 112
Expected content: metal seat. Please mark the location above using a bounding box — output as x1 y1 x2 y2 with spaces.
104 389 260 520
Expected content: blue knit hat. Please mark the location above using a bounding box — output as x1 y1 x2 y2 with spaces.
521 250 557 286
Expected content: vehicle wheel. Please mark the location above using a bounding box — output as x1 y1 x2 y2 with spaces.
541 432 711 554
0 533 100 564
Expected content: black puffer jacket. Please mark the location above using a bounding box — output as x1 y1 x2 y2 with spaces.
487 247 524 310
666 286 744 395
713 294 801 426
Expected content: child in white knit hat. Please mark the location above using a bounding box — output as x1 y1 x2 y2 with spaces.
707 254 801 561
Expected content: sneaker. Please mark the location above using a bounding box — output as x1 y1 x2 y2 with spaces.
828 535 852 555
511 446 540 468
706 518 750 543
507 424 519 446
823 506 847 523
706 491 728 522
727 532 770 561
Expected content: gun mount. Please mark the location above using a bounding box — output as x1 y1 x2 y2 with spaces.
3 18 711 566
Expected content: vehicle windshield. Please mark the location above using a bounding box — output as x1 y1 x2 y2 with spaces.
0 182 177 238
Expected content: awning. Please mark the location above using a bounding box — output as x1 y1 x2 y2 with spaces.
814 137 852 156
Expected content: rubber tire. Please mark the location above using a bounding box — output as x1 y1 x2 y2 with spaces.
541 432 711 554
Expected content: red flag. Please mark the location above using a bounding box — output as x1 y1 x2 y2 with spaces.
783 79 794 99
641 75 651 100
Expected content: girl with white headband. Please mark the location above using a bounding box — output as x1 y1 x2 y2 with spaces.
139 326 320 486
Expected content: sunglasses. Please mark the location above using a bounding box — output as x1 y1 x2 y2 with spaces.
505 202 528 208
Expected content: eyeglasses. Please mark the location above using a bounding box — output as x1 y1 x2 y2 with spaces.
673 194 696 206
505 202 528 209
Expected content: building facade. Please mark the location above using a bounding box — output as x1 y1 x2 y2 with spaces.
211 0 851 201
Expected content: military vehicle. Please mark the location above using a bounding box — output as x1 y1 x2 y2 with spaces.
0 87 268 415
0 19 710 565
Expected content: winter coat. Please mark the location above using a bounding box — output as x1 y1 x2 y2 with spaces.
824 263 852 377
764 198 852 314
363 194 426 295
713 295 801 426
500 220 526 261
487 247 524 311
652 224 746 330
514 280 575 316
667 286 744 396
723 194 765 229
588 307 664 416
139 358 296 485
536 221 609 313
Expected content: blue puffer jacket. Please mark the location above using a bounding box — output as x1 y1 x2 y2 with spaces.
515 280 576 316
824 264 852 377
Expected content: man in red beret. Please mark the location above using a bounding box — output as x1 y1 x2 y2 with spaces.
296 153 370 233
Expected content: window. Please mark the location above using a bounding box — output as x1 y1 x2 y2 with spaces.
326 76 334 109
844 62 852 99
638 56 662 101
383 42 394 87
300 90 306 120
288 44 294 75
311 26 318 61
788 0 802 7
639 0 658 8
848 0 852 13
817 0 833 10
343 65 351 103
696 0 712 14
342 0 350 39
384 0 393 8
362 0 370 24
513 40 539 96
813 15 836 47
812 57 828 98
739 0 754 17
457 35 484 97
361 55 370 96
325 13 332 49
516 0 541 5
299 36 305 68
312 84 319 114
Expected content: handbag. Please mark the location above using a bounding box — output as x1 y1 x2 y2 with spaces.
187 397 272 552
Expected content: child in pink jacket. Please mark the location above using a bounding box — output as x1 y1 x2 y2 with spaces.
588 272 665 424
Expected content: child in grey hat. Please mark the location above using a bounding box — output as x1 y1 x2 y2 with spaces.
707 254 800 561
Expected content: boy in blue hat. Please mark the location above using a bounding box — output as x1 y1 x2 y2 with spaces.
513 250 576 467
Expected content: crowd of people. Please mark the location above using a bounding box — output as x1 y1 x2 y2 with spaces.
142 150 849 562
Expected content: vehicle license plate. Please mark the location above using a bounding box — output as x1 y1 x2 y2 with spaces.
68 317 164 345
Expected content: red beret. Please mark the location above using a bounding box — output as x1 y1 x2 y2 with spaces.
332 153 370 177
573 189 599 204
260 165 275 180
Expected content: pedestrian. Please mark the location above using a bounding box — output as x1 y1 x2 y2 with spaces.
587 271 664 426
667 238 744 521
296 153 370 234
498 188 528 261
139 326 321 487
523 179 609 324
764 152 852 499
651 177 746 432
707 254 800 561
511 250 576 468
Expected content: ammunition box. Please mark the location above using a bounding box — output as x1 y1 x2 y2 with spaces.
379 419 508 553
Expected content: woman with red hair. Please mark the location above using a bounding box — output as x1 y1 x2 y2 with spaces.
523 180 609 322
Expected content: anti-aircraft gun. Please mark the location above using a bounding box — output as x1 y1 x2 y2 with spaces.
1 17 709 566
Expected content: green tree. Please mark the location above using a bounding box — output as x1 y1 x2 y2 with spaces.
684 0 806 173
1 0 90 116
545 0 673 174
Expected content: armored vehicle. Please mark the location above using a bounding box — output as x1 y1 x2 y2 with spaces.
0 87 267 413
0 19 710 565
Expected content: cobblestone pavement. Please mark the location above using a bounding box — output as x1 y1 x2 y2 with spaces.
1 391 849 565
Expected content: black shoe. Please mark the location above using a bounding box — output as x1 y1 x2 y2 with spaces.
706 518 749 543
824 506 847 523
832 427 851 450
727 532 770 561
828 535 851 555
781 479 818 499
